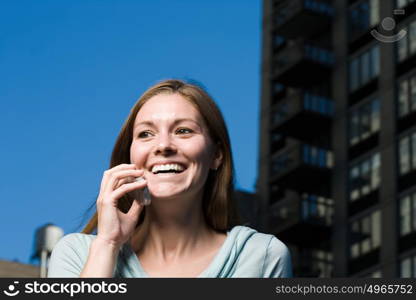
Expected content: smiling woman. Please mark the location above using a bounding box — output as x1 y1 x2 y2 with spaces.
47 79 292 278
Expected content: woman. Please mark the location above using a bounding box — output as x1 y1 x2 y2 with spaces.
48 79 292 278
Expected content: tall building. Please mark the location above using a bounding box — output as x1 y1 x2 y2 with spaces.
259 0 416 277
234 190 260 228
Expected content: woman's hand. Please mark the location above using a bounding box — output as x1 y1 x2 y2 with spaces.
96 163 147 248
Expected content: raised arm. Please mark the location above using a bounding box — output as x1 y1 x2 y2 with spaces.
48 164 147 278
80 164 147 277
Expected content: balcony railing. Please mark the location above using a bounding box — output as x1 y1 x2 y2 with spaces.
270 139 332 194
271 89 333 139
268 191 333 245
273 40 334 86
271 141 333 176
273 0 334 39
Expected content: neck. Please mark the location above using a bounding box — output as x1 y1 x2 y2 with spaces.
130 194 215 263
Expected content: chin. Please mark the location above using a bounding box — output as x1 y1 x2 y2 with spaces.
148 184 184 198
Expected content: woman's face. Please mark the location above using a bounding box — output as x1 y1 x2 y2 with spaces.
130 93 221 200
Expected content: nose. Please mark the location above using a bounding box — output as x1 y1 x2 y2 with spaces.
154 132 177 155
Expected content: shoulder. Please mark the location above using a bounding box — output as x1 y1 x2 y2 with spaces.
56 233 95 247
228 225 292 277
52 233 95 256
262 235 292 277
48 233 96 278
229 225 285 249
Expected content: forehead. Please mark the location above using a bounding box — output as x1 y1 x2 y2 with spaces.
135 93 202 123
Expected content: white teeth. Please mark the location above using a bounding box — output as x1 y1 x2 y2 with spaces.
151 163 185 174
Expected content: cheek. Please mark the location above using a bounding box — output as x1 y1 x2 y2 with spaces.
130 143 149 165
182 141 213 166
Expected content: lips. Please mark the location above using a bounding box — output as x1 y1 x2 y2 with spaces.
148 161 188 174
147 168 187 178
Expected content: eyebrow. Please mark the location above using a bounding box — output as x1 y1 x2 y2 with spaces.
133 118 202 130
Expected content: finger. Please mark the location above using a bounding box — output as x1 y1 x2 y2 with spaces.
98 173 144 208
109 179 148 205
98 171 143 207
105 169 144 195
115 176 141 189
115 177 145 203
111 171 144 194
100 164 138 193
108 163 137 173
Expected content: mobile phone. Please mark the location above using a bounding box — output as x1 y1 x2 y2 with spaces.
142 187 151 206
134 177 151 206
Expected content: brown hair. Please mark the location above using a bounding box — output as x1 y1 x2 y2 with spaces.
82 79 240 234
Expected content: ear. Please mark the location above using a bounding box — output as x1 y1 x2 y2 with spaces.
211 143 223 170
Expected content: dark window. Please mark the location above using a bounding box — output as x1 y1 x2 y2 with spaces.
349 152 380 201
400 193 416 236
349 0 380 38
349 210 381 259
398 131 416 175
397 0 416 9
400 254 416 278
349 97 380 146
397 20 416 62
301 193 333 226
349 45 380 92
397 75 416 118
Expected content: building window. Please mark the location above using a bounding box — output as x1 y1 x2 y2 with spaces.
349 0 380 38
273 35 285 50
397 75 416 118
303 92 334 117
302 144 333 168
370 44 380 77
272 82 284 96
371 270 382 278
400 254 416 278
271 144 333 177
397 19 416 62
400 193 416 236
398 79 409 117
361 51 370 84
301 193 333 226
398 131 416 175
350 59 360 92
349 97 380 146
311 249 333 278
304 44 335 65
271 102 288 128
349 45 380 92
271 152 290 175
397 0 416 9
360 269 382 278
410 22 416 54
398 34 408 62
297 248 333 278
349 152 381 201
350 210 381 259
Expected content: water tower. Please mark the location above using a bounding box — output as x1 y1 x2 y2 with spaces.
32 223 64 277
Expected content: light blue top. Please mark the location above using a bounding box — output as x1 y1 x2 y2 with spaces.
48 225 292 278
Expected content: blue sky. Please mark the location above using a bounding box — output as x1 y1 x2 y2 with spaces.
0 0 261 264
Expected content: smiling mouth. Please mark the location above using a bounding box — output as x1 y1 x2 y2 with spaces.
150 172 185 178
152 170 185 175
150 163 187 174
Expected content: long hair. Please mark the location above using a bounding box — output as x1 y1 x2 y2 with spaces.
82 79 241 234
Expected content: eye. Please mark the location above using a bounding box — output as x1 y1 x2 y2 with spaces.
137 131 152 138
176 128 193 134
